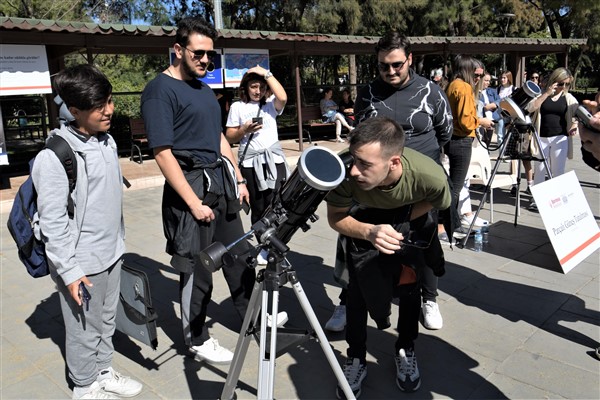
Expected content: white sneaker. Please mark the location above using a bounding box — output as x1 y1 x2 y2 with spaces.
190 337 233 365
421 300 443 330
97 368 142 398
267 311 289 328
460 214 489 228
325 305 346 332
73 381 119 400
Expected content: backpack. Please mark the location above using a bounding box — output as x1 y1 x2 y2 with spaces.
7 135 77 278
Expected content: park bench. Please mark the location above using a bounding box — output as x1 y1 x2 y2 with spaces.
129 118 150 164
299 105 335 144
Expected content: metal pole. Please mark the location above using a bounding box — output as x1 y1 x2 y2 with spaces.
213 0 223 29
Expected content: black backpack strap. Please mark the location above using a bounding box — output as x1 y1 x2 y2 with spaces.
44 135 77 218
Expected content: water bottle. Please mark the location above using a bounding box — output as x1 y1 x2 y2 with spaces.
473 230 483 252
481 225 489 244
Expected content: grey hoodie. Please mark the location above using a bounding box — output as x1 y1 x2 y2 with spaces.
31 125 125 285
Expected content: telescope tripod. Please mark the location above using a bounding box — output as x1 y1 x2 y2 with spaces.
458 121 552 248
220 249 354 400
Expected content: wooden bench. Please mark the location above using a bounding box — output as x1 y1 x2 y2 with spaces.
299 105 335 143
129 118 149 164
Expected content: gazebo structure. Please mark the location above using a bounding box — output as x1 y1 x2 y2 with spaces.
0 16 588 149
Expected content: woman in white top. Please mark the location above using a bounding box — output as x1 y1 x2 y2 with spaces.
226 66 289 224
319 87 354 142
497 70 515 99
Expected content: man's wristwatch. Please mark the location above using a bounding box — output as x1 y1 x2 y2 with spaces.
237 179 247 185
264 70 273 80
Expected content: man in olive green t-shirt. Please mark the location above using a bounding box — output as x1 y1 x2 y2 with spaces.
326 116 450 397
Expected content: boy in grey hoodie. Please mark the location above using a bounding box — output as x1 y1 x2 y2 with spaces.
32 65 142 399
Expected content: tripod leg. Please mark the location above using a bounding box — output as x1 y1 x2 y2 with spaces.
221 280 264 400
513 158 523 227
287 273 355 400
257 289 279 399
459 130 513 248
531 125 553 180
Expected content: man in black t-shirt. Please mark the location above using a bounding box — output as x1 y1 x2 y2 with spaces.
141 17 254 366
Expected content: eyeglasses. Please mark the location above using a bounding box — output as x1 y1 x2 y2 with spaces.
557 81 571 87
531 76 540 80
182 46 217 60
378 59 408 72
474 73 484 78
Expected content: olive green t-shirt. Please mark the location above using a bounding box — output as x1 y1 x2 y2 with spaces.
326 147 451 210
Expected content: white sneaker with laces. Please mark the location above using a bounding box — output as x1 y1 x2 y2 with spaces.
97 368 142 398
73 381 119 400
421 300 443 330
325 305 346 332
267 311 289 328
460 214 488 228
190 337 233 365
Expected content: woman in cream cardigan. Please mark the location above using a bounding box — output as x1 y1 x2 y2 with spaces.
526 67 579 190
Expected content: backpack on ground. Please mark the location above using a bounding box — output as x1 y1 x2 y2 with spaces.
7 135 77 278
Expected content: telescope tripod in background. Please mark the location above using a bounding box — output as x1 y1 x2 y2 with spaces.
458 119 552 248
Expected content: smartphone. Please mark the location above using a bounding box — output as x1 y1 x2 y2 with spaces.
79 282 91 311
252 117 263 125
241 199 251 215
575 105 600 134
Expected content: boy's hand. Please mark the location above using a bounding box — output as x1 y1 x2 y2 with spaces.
68 276 93 306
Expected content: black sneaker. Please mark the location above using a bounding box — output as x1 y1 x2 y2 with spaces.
529 201 538 212
510 184 518 197
395 348 421 392
336 357 367 399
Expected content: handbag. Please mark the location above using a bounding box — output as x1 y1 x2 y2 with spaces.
116 263 158 350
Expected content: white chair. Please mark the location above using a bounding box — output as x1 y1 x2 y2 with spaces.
467 140 517 222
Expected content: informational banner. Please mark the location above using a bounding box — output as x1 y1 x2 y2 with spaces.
0 44 52 96
223 48 270 88
169 48 224 88
530 171 600 273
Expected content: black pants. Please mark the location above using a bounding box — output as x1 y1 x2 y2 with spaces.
444 136 474 207
345 259 421 360
173 195 256 347
241 162 287 225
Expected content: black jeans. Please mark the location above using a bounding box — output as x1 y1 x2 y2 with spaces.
345 260 421 360
444 136 474 207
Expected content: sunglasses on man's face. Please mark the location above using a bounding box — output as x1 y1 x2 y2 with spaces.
378 59 408 72
182 46 217 60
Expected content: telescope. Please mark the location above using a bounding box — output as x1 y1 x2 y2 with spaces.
499 80 542 123
199 145 347 272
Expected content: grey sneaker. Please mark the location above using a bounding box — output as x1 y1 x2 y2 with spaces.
395 348 421 392
325 305 347 332
336 357 367 399
97 368 142 398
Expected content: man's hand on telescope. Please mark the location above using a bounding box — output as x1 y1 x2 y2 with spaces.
368 224 404 255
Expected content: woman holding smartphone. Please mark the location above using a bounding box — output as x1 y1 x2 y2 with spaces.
225 65 290 224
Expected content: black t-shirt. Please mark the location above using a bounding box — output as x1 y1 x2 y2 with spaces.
539 95 567 137
141 74 222 164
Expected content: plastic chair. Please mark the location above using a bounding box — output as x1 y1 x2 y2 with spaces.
467 140 517 222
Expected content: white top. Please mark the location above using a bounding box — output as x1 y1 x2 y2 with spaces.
226 98 284 167
498 85 514 99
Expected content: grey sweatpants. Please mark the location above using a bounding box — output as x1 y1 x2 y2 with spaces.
55 259 122 387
